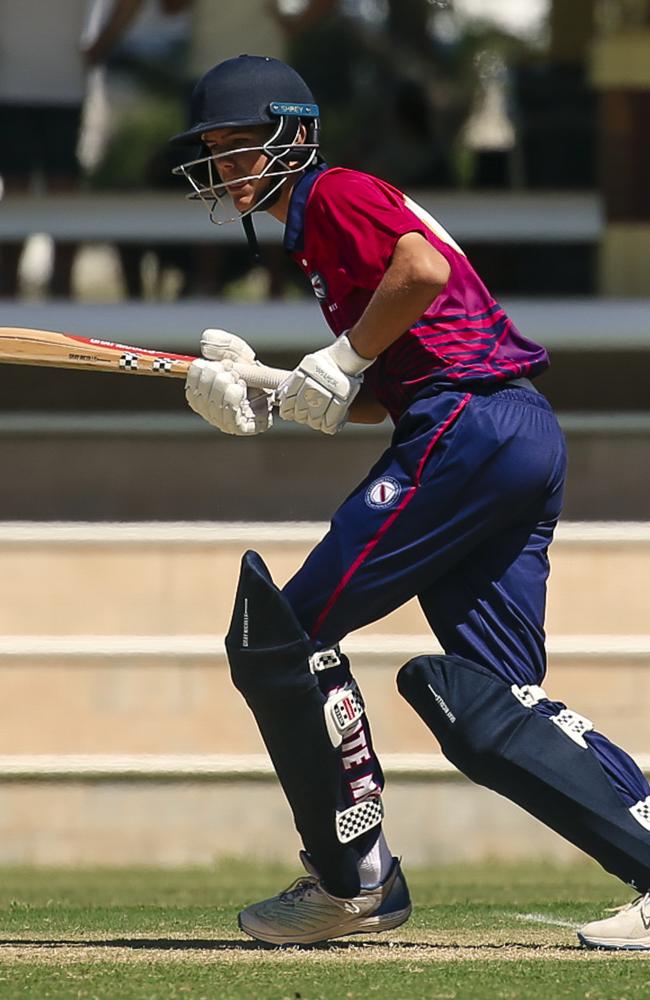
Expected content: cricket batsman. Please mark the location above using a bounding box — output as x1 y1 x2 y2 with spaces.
172 55 650 949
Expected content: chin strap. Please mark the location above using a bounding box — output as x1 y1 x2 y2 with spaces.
240 165 290 264
241 214 261 264
240 155 305 262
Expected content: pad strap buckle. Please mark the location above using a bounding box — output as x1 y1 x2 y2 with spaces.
551 709 594 748
336 795 384 844
630 797 650 832
511 683 548 709
309 647 341 673
324 682 365 747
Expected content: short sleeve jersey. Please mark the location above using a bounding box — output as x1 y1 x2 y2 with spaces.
284 164 549 422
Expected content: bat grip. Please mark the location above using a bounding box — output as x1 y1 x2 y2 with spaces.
235 363 291 392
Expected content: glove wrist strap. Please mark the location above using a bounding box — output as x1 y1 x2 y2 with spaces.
330 334 374 376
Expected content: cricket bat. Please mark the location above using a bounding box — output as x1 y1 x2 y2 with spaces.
0 327 289 390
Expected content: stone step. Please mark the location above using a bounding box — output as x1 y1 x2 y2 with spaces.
1 634 648 756
0 770 613 867
0 522 649 635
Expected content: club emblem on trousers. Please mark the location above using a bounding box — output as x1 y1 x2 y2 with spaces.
365 476 402 510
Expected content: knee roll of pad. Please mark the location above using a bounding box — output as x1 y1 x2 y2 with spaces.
397 653 650 891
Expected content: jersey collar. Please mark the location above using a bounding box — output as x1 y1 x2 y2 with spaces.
284 162 329 253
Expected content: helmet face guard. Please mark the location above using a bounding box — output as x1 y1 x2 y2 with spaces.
170 55 321 226
173 113 319 225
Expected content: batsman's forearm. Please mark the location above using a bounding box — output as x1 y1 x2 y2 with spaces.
347 232 450 361
348 277 444 360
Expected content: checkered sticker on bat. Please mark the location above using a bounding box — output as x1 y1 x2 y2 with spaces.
153 357 174 373
119 353 139 370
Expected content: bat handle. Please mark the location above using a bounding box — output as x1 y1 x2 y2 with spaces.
235 362 291 392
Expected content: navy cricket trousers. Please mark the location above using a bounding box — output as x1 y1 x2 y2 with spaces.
283 384 650 817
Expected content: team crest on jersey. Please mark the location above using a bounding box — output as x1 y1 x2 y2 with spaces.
365 476 402 510
309 271 328 300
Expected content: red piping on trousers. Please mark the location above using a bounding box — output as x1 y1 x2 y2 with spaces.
310 392 472 640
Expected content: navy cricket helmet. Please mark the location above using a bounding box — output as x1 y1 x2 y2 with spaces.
170 54 320 147
170 55 320 252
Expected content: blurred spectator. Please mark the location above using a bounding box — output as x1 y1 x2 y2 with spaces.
188 0 286 78
83 0 192 297
0 0 163 298
461 49 516 189
283 0 464 186
178 0 291 297
0 0 90 296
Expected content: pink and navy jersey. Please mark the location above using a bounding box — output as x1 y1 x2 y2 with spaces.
284 164 549 422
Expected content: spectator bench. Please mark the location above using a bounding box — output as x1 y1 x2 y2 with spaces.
0 190 602 243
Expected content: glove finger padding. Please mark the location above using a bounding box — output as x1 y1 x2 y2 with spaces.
322 390 359 434
277 371 302 423
200 332 274 436
200 329 257 365
278 371 361 434
277 335 370 435
297 379 331 423
185 358 272 436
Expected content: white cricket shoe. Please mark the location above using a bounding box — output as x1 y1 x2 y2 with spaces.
578 893 650 950
238 857 412 945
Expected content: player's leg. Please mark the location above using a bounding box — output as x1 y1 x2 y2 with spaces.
228 385 566 942
398 519 650 943
418 522 650 811
229 387 477 941
226 549 411 945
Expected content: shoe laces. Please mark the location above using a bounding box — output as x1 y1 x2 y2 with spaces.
607 891 650 915
279 876 319 904
278 874 360 914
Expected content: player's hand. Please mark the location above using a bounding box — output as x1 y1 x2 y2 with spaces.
185 357 272 435
200 328 257 365
186 329 273 435
278 335 373 435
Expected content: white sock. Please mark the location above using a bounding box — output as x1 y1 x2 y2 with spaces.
357 830 393 889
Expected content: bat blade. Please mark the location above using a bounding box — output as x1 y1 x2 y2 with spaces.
0 327 195 378
0 327 289 390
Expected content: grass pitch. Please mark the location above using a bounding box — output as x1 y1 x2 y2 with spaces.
0 861 649 999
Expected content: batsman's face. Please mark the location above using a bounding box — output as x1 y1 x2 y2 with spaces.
202 125 273 212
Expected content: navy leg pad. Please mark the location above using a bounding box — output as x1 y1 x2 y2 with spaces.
226 550 361 897
397 654 650 891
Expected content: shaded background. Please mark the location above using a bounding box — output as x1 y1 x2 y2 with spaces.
0 0 648 868
1 0 649 521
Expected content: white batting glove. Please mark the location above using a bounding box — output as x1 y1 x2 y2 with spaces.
200 328 273 434
185 357 272 435
278 335 373 435
200 328 256 365
185 329 272 435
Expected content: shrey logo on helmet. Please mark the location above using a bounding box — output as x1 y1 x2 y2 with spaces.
170 54 320 254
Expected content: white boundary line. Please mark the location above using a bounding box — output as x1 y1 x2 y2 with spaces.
514 913 581 930
1 633 650 658
0 521 649 544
